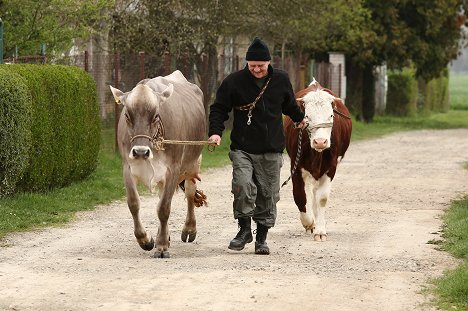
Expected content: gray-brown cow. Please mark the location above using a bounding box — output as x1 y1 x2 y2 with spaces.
110 70 206 258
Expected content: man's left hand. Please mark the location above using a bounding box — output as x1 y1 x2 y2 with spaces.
294 118 308 129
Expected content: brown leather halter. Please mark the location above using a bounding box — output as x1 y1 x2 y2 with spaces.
129 114 215 151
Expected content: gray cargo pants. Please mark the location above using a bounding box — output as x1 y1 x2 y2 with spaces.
229 150 283 228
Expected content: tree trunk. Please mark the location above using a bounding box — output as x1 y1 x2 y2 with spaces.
346 59 375 123
197 45 219 128
362 64 375 122
346 59 364 121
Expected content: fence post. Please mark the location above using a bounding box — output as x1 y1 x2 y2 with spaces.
0 18 3 64
218 54 225 81
14 45 18 63
84 50 89 72
40 43 47 64
181 49 189 78
338 64 342 98
163 51 170 75
139 51 145 80
299 64 306 90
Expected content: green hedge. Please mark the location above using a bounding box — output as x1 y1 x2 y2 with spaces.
0 71 32 196
0 64 100 196
387 67 450 116
386 68 418 117
424 69 450 113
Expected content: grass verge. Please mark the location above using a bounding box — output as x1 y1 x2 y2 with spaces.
0 128 124 240
428 72 468 311
429 195 468 310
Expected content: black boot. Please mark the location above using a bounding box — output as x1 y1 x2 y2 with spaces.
228 217 253 251
255 223 270 255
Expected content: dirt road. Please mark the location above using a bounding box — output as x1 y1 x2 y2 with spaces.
1 129 467 311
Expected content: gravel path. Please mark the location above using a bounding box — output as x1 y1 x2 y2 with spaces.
1 129 467 311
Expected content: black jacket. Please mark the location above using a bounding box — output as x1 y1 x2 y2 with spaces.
209 65 304 154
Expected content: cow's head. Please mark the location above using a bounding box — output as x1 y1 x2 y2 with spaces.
298 89 336 152
110 83 174 160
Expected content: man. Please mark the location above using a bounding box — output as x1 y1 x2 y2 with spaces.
208 37 306 255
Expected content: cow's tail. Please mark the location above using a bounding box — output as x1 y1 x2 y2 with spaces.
178 181 208 207
194 189 208 207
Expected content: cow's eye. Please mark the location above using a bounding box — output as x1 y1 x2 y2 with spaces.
125 113 132 125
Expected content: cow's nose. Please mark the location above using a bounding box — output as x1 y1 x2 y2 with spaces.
132 147 151 159
313 138 328 151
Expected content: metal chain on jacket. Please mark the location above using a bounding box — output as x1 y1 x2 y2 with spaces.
234 78 271 125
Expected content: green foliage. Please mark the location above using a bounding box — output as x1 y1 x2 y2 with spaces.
0 127 123 239
441 196 468 259
432 263 468 310
425 69 450 113
386 69 418 116
0 69 32 196
0 0 113 57
0 64 100 195
399 1 467 80
112 0 373 60
362 0 467 79
112 0 243 55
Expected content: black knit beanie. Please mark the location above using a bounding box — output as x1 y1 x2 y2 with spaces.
245 37 271 61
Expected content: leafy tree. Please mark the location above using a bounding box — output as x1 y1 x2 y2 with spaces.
239 0 372 58
112 0 247 55
4 0 465 122
246 1 467 122
345 0 467 122
0 0 113 58
112 0 248 115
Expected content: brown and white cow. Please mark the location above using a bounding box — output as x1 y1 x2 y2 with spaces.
110 70 206 258
284 79 352 241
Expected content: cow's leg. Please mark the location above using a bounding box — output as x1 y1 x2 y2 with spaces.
293 169 313 233
154 175 178 258
181 179 197 242
123 165 154 251
312 175 331 241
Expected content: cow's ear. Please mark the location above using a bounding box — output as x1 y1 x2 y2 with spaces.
109 85 124 105
159 83 174 102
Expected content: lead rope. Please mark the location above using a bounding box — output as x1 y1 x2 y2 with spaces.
131 114 217 152
281 127 303 188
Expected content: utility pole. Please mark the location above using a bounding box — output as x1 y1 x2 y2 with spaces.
0 18 4 64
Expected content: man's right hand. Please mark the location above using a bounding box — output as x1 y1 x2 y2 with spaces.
208 134 221 146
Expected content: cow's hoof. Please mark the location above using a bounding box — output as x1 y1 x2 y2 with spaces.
139 237 155 251
314 234 327 242
153 251 170 258
181 230 197 243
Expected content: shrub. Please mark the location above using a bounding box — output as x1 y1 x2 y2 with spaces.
0 70 32 196
386 68 418 116
424 69 450 113
0 64 100 195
